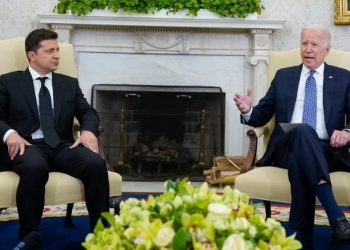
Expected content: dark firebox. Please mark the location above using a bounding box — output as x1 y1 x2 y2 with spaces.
92 84 225 181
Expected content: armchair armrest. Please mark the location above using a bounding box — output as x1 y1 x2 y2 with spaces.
96 125 114 171
203 128 259 186
241 129 258 173
203 125 269 186
241 125 270 172
251 126 267 138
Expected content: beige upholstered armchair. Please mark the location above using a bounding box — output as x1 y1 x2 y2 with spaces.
235 48 350 217
0 37 122 224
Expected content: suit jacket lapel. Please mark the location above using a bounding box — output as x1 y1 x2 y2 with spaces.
286 65 302 122
19 69 40 120
323 63 335 127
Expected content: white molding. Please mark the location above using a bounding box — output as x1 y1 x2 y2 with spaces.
38 13 285 30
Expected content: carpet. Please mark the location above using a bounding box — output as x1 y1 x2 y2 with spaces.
0 203 88 222
253 201 350 226
0 215 89 250
2 200 349 226
1 197 350 250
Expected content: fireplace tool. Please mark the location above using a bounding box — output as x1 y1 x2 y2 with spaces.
192 109 208 171
114 108 131 173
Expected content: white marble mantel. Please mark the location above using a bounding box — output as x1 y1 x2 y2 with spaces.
38 12 284 30
38 13 284 156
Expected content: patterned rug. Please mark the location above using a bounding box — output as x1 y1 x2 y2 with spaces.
2 199 349 226
254 201 350 226
0 202 89 221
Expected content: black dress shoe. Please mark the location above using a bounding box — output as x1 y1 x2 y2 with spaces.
332 217 350 243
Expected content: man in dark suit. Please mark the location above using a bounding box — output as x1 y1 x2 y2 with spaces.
0 29 109 240
234 24 350 248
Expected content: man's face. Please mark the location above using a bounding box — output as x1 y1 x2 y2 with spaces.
300 28 330 70
27 39 60 75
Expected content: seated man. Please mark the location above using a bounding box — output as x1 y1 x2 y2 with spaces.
0 28 109 240
234 24 350 248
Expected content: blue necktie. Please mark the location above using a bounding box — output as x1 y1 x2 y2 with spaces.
302 70 317 129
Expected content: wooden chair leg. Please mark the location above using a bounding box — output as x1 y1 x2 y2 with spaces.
63 197 121 228
264 200 271 219
109 196 122 215
65 203 74 227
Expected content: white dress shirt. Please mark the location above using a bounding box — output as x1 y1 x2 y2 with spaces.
290 63 328 139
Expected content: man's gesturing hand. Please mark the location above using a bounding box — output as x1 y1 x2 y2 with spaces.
234 88 252 114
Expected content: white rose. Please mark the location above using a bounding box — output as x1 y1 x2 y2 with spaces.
154 227 175 247
222 234 248 250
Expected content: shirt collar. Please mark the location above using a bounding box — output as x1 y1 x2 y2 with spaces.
28 66 52 81
302 63 324 77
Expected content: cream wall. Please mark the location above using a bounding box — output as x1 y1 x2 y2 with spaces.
1 0 350 51
0 0 56 39
261 0 350 50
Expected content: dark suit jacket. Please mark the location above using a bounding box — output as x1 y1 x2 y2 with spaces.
243 63 350 166
0 69 100 167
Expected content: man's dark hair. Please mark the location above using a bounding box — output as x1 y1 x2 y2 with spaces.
25 28 58 54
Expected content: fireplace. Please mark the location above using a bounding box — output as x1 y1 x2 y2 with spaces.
92 84 225 180
38 13 284 169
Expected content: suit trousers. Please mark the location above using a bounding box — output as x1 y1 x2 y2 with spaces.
11 140 110 239
270 124 336 230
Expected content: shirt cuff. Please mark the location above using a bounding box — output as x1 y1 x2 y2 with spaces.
241 106 253 122
3 129 17 143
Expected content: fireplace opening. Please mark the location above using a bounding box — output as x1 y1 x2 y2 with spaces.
92 84 225 181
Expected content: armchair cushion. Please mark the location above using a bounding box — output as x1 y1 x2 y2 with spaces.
235 166 291 203
236 167 350 206
0 171 122 207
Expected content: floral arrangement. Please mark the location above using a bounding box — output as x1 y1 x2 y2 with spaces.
54 0 264 18
82 178 301 249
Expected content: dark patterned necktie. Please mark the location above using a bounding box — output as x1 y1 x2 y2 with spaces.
38 77 60 148
302 70 317 129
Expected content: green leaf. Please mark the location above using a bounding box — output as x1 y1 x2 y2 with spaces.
165 179 175 191
172 228 192 250
54 0 264 18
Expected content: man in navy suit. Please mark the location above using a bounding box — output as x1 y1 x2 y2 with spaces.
0 29 109 240
234 24 350 248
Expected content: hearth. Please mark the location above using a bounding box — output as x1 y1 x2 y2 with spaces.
92 84 225 181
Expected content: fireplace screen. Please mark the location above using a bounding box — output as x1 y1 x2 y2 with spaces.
92 84 225 181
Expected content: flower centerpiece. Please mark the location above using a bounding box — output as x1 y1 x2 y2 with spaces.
82 178 301 249
54 0 264 18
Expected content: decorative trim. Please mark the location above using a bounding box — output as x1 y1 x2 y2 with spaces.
334 0 350 25
38 14 285 31
249 55 269 66
72 25 249 34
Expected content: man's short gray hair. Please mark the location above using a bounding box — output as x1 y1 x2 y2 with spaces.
301 24 331 46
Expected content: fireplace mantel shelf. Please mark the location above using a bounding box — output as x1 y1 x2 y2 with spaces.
38 13 284 30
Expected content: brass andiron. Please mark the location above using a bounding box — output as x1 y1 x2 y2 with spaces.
192 109 207 170
114 108 131 173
